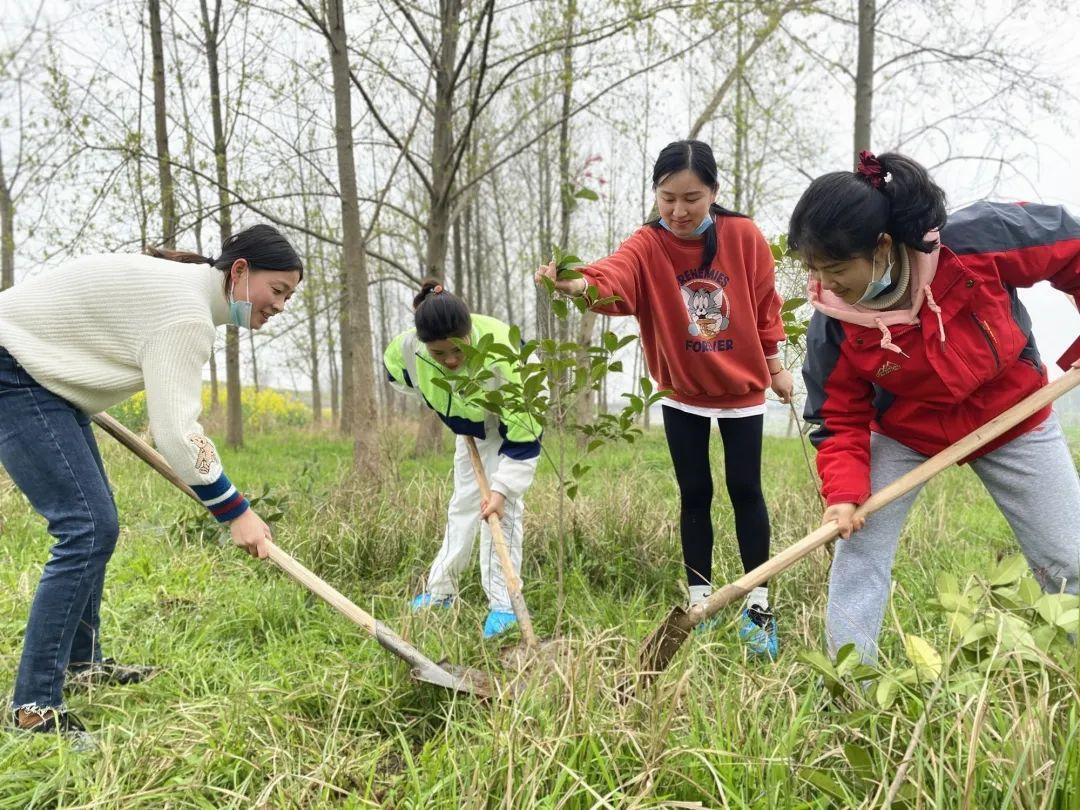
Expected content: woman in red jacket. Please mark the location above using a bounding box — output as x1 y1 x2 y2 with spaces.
537 139 792 658
791 150 1080 662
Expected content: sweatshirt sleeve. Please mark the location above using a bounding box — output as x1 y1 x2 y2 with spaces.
580 229 649 316
746 220 786 359
802 312 876 506
944 201 1080 307
139 321 249 523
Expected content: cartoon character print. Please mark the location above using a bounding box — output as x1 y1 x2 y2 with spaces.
188 433 218 475
681 281 730 338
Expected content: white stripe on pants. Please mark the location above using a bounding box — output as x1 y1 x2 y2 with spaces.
826 412 1080 662
425 433 524 611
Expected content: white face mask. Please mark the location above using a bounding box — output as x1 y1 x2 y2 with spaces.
856 249 895 304
228 273 252 329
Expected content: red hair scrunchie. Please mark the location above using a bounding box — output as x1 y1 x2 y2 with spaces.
856 150 886 189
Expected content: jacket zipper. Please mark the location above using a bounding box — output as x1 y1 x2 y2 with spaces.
971 312 1001 370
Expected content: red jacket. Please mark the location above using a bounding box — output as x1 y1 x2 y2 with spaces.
583 214 785 408
803 201 1080 506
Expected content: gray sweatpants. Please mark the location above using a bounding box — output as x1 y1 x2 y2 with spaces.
826 413 1080 662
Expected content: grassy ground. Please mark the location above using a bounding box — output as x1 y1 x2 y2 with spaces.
1 423 1077 808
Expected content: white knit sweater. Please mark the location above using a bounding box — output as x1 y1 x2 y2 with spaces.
0 254 249 521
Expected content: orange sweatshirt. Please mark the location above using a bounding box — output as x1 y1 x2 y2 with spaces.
583 215 785 408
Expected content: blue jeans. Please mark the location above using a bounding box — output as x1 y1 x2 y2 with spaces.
0 347 118 711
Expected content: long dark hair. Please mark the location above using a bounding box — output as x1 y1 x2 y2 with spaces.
413 278 471 343
787 152 947 261
145 224 304 287
647 139 746 272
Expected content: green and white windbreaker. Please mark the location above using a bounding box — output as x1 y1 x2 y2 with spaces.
383 314 542 500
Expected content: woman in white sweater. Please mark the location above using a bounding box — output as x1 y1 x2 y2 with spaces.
0 224 302 741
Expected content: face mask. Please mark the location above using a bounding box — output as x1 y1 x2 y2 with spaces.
659 212 713 236
228 273 253 329
856 250 895 304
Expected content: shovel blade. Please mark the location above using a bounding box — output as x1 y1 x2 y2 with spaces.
410 660 496 698
618 606 696 700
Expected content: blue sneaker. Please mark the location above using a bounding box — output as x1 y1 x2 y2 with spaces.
482 610 517 639
693 611 721 634
738 604 779 660
410 592 455 612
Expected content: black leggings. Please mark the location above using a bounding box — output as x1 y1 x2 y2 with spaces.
661 405 770 587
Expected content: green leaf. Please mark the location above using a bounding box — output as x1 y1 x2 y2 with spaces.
989 554 1028 587
843 743 875 783
961 619 996 648
1035 593 1079 626
876 676 899 709
1009 577 1039 608
903 634 942 680
552 298 568 319
800 770 849 803
574 188 599 201
1055 608 1079 633
780 297 807 313
798 649 841 691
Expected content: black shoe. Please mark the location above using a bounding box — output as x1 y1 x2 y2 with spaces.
68 658 158 689
11 708 96 750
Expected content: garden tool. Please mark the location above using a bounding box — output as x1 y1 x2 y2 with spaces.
624 350 1080 699
92 412 496 699
464 435 570 671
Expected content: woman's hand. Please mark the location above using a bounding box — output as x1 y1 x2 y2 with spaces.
480 491 506 522
534 260 586 297
229 508 272 559
822 502 864 540
770 368 794 404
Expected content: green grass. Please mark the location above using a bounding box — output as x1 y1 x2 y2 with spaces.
1 424 1077 807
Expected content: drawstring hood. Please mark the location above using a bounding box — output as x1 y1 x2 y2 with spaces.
807 232 943 357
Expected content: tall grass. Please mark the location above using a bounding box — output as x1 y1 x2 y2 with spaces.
1 424 1076 807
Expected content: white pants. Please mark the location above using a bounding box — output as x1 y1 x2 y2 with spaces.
425 434 525 611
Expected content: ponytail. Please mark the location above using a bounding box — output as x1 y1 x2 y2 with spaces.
788 150 947 261
144 223 304 286
413 279 471 343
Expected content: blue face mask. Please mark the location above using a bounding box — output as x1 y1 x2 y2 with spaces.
228 274 253 329
659 212 713 236
856 251 895 304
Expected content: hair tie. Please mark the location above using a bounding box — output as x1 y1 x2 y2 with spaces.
205 255 217 266
856 150 886 189
433 284 444 294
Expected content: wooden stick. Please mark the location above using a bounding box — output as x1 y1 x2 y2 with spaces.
687 366 1080 626
464 436 540 649
89 412 483 693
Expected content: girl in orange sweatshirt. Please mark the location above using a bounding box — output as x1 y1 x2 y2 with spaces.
536 139 791 657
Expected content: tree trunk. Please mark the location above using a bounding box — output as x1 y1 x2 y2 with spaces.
172 28 218 412
854 0 876 165
413 0 462 458
327 296 340 429
326 0 378 474
148 0 177 248
491 173 516 325
452 214 463 293
554 0 575 351
0 152 13 291
200 0 242 447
